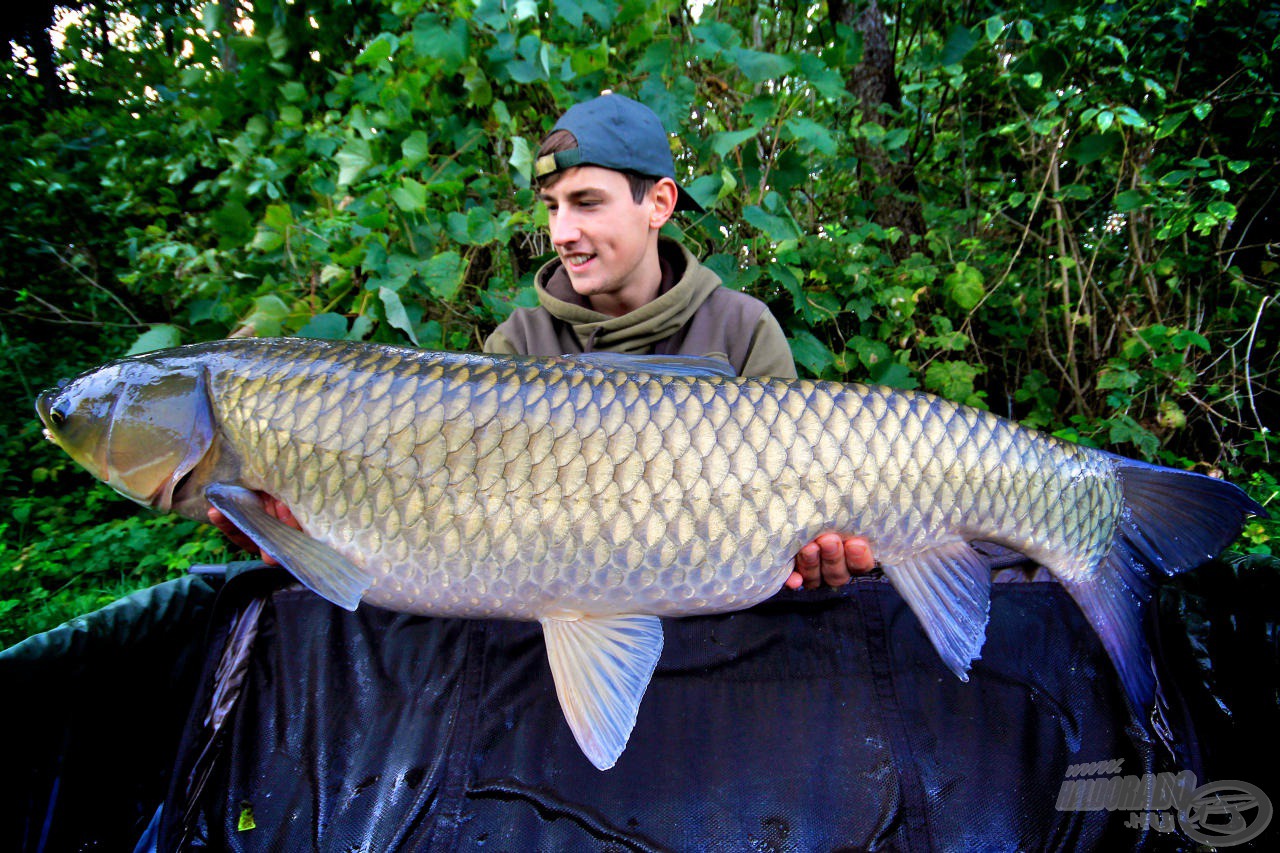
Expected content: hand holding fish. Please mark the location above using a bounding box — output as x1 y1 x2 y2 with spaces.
209 493 297 567
789 533 875 589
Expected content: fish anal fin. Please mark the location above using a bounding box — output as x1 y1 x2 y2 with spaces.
881 540 992 680
540 612 664 771
205 483 370 611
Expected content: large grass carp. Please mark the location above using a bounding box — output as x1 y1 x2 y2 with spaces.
37 337 1265 769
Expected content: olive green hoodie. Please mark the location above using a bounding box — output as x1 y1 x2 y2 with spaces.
484 238 796 378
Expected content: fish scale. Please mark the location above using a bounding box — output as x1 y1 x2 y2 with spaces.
37 337 1265 770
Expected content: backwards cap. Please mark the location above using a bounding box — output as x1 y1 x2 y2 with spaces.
534 93 703 213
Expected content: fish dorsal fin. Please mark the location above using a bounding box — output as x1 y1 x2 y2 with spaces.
880 540 992 679
539 612 664 770
205 483 371 611
566 352 737 379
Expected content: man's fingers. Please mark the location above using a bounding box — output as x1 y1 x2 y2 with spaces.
817 533 852 587
207 503 283 567
844 536 874 574
794 541 822 589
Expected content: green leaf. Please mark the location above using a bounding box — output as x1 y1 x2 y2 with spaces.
125 325 183 356
743 204 799 242
1170 329 1211 352
390 178 427 212
940 25 979 67
402 131 430 167
733 48 794 83
795 54 847 100
243 295 290 337
298 313 350 340
509 136 534 182
1115 106 1146 128
1067 133 1117 165
250 225 284 252
925 360 986 405
335 139 375 186
211 202 253 242
267 27 288 60
1114 190 1147 212
423 251 465 300
554 0 585 28
356 34 397 66
279 81 308 104
710 126 761 157
788 330 835 376
685 175 725 211
379 287 418 345
1192 102 1212 120
1097 363 1141 390
1155 111 1188 139
782 117 837 155
411 18 468 71
868 360 917 390
1207 201 1237 219
1058 183 1093 201
263 204 292 231
945 263 985 310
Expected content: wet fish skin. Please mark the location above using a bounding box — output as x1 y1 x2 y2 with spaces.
36 337 1266 769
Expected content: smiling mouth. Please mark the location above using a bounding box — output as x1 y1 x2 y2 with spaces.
564 253 595 267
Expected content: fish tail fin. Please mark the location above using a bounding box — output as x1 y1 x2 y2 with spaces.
1066 456 1266 732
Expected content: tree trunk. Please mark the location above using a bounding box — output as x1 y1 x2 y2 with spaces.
829 0 926 259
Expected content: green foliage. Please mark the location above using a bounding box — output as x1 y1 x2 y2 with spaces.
1 0 1277 645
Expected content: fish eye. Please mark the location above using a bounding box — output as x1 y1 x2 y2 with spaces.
49 404 67 428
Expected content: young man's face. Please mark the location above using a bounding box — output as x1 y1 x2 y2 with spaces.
538 166 674 317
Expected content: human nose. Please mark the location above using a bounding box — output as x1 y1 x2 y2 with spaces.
549 209 580 246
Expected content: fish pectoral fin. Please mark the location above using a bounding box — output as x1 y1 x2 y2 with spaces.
205 483 370 611
539 612 664 771
881 540 992 680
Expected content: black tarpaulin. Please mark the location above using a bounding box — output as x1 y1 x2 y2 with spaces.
5 557 1278 851
164 572 1163 851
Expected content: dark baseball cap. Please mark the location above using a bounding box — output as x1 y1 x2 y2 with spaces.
534 93 704 213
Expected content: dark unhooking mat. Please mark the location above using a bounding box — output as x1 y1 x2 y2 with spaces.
3 556 1277 851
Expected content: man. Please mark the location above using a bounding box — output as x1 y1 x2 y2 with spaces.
214 93 873 588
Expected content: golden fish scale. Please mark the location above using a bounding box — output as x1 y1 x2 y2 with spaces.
209 340 1123 620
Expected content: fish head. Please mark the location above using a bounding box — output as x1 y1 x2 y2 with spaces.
36 352 216 515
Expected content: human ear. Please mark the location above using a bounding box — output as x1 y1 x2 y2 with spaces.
649 178 678 229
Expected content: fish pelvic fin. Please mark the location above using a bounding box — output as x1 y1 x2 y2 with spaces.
539 612 664 771
880 540 992 680
205 483 371 611
1066 457 1267 729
